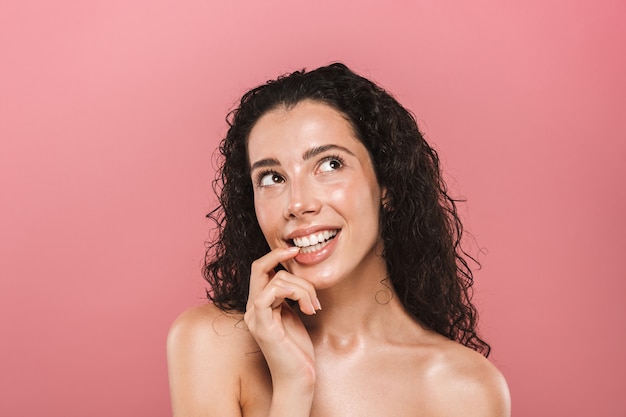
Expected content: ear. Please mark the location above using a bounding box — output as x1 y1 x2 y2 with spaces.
381 187 392 211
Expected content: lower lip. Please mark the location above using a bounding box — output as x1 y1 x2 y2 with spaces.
294 232 340 265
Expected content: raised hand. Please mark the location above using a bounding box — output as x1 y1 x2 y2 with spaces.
244 247 320 405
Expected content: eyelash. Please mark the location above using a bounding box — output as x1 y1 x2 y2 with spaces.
253 154 346 187
254 170 284 187
318 154 345 172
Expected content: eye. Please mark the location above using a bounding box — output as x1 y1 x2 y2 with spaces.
318 156 344 173
258 171 285 187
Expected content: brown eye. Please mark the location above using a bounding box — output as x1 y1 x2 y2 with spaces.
259 172 285 187
319 157 343 173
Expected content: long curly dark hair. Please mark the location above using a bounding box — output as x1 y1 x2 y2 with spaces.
204 63 490 356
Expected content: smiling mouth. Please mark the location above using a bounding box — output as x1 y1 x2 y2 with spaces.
291 230 339 254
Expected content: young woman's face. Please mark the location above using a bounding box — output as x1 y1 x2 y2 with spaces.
247 100 387 290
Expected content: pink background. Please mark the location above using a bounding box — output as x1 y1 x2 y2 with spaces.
1 0 624 415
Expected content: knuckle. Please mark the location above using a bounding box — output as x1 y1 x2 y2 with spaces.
269 276 285 287
243 310 253 325
250 259 263 274
252 299 266 310
273 270 288 279
243 311 258 333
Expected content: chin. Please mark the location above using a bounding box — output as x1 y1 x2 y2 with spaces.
292 264 344 290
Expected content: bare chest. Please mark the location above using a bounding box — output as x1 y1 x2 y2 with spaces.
240 348 432 417
311 349 430 417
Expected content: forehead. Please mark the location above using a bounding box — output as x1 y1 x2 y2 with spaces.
247 101 363 163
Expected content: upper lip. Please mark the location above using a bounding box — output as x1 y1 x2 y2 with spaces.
285 225 341 241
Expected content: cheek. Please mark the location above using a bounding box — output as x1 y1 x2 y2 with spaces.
328 182 381 220
328 186 347 203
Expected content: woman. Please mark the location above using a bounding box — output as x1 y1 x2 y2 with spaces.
167 63 510 417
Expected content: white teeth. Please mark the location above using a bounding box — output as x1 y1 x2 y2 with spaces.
292 230 338 250
301 242 323 254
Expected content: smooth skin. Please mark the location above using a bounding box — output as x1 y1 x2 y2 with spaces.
168 101 511 417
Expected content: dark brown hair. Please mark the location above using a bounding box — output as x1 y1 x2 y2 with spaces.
204 63 490 356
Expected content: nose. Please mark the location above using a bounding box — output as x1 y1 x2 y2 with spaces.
284 178 321 219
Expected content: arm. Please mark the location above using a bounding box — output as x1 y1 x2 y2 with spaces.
427 344 511 417
168 248 319 417
243 247 319 417
447 363 510 417
167 304 243 417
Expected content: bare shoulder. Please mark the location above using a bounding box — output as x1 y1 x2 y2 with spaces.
421 335 511 417
167 303 256 417
168 303 251 352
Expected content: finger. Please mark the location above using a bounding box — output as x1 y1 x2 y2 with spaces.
249 247 300 298
251 273 319 334
250 285 297 338
270 272 320 315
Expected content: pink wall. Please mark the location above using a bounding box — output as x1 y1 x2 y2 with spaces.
1 0 624 415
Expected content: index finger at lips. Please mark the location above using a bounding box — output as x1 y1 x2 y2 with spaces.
248 247 300 298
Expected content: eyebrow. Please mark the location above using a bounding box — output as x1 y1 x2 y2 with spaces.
249 157 281 172
250 144 356 172
302 144 355 161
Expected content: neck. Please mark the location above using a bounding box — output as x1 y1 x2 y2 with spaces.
299 274 415 350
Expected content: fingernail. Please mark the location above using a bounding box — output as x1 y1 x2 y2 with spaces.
314 298 322 311
287 246 300 252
